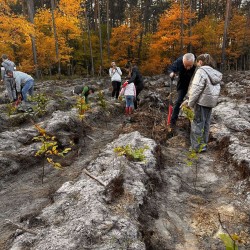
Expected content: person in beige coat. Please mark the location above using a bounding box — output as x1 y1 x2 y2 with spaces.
188 54 222 152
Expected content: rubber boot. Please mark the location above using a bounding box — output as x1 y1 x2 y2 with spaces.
128 107 133 115
125 107 129 115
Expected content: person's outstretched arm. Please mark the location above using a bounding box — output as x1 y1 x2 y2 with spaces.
168 57 182 77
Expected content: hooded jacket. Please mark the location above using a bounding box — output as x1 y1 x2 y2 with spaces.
188 66 222 108
1 59 16 79
109 67 122 82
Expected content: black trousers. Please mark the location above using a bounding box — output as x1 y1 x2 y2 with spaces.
111 81 121 99
170 88 188 124
134 86 143 109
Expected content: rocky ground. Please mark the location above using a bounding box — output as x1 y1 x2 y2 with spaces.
0 71 249 250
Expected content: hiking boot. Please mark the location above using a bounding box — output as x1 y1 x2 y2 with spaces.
125 107 129 115
189 146 207 153
200 146 207 152
170 122 176 130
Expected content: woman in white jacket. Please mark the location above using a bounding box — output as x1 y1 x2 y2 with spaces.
188 54 222 152
109 61 122 99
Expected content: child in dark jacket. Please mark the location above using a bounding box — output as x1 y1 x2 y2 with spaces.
123 62 144 109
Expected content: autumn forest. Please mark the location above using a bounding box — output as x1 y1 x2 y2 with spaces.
0 0 249 77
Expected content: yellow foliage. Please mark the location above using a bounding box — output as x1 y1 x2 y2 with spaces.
59 0 81 16
0 15 34 60
34 123 47 137
192 15 223 61
0 0 17 14
110 10 143 64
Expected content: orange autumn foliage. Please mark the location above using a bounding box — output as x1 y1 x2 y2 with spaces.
0 1 249 75
143 2 197 74
110 9 143 67
227 9 249 60
192 15 224 62
0 14 34 66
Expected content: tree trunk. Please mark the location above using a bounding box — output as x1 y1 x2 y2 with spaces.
188 0 193 53
180 0 184 55
51 0 61 78
80 20 89 77
106 0 110 62
94 0 98 31
97 0 103 75
25 0 39 78
84 3 95 76
221 0 232 72
137 31 143 64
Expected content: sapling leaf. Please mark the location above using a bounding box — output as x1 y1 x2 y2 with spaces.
219 234 239 250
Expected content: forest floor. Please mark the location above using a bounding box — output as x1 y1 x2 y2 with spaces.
0 73 249 250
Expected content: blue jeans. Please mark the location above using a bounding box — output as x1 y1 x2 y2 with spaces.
22 79 34 101
190 104 212 150
125 95 135 108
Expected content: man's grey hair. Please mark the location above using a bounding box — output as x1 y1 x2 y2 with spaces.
183 53 195 62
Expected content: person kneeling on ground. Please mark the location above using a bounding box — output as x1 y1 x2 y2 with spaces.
6 70 34 103
119 79 136 116
81 86 95 104
187 53 222 152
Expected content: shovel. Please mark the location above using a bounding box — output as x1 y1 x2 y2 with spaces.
166 77 174 126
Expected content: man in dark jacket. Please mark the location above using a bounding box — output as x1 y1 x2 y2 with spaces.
124 63 144 109
168 53 196 127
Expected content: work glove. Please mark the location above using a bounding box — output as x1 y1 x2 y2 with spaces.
180 99 189 108
169 72 175 79
122 81 128 88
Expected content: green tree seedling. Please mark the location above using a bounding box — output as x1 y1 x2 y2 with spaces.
114 144 149 162
33 123 71 183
